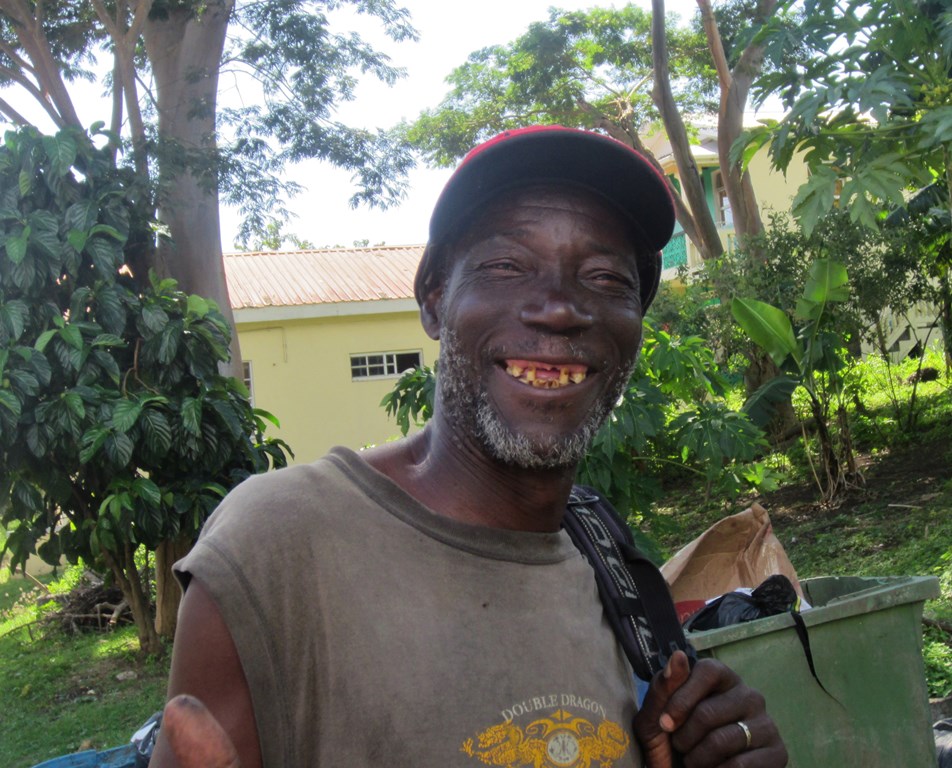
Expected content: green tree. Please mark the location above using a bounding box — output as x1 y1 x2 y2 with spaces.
0 0 417 373
688 209 937 358
236 221 317 252
742 0 952 360
0 126 290 654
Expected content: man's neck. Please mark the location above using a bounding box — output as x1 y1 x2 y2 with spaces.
362 422 578 533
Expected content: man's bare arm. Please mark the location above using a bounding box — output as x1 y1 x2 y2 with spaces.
149 579 261 768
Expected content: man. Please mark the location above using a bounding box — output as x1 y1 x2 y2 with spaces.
152 126 787 767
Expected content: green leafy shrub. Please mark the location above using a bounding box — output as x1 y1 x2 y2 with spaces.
0 126 290 654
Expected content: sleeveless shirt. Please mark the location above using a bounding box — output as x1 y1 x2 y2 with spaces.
175 446 643 767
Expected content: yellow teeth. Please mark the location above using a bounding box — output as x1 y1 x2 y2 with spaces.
504 364 588 389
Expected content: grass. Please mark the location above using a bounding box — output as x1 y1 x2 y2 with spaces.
0 572 170 768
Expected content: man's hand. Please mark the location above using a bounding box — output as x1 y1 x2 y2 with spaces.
633 651 788 768
152 695 241 768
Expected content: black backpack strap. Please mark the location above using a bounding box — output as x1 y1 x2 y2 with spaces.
564 485 696 681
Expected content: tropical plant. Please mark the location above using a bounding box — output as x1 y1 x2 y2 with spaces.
380 362 436 435
732 259 858 500
0 125 290 655
742 0 952 363
686 209 939 371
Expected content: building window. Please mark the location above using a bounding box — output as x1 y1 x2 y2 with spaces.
242 360 255 406
350 351 422 380
712 170 733 227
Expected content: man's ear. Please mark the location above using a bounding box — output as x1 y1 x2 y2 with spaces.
420 283 443 340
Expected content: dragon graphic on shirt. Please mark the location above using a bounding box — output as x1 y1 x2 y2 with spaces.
461 708 631 768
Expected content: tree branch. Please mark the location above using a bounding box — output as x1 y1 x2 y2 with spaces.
0 0 82 127
0 35 36 75
652 0 723 261
0 95 32 125
697 0 732 92
0 58 68 128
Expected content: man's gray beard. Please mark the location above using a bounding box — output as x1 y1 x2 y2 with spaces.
437 330 636 470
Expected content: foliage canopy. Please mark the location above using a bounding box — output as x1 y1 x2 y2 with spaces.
0 125 290 653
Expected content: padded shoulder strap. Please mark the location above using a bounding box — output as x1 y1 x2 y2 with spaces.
564 485 696 681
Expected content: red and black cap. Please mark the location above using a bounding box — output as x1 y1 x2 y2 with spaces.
417 125 676 311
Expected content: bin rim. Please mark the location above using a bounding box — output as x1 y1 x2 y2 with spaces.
687 574 939 651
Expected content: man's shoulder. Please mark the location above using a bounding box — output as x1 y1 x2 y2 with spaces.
202 449 364 533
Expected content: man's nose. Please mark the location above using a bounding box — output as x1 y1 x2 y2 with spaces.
518 281 594 333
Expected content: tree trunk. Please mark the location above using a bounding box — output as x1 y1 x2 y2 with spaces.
103 545 163 657
836 404 858 479
744 348 799 436
154 534 193 639
143 0 242 377
940 270 952 371
698 0 776 248
651 0 725 262
694 0 801 433
809 396 840 500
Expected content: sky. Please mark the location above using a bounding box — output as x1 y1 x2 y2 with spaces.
1 0 702 251
220 0 703 250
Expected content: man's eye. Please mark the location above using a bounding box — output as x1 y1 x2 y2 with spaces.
590 271 635 287
480 260 522 273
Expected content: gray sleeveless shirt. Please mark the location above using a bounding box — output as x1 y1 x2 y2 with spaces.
175 447 643 767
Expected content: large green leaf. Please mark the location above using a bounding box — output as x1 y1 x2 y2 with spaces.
790 165 838 237
0 389 22 418
795 259 849 321
140 408 172 456
112 399 143 432
741 374 801 428
79 427 109 463
0 300 29 341
41 133 77 177
181 396 203 436
731 298 802 368
5 227 28 265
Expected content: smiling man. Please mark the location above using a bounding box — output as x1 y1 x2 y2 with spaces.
151 126 787 768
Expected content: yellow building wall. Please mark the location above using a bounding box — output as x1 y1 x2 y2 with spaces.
238 310 440 465
746 149 810 220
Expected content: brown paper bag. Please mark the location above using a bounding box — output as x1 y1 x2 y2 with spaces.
660 503 801 611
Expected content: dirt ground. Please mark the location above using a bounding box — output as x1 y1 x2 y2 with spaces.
760 435 952 533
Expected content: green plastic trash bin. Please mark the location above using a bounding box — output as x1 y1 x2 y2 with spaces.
687 575 940 768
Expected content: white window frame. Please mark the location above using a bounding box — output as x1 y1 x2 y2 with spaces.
712 169 734 227
242 360 255 406
350 350 422 381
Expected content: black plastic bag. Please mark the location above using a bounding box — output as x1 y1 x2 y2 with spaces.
683 574 799 632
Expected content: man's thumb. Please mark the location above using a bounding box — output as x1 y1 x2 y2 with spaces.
160 694 241 768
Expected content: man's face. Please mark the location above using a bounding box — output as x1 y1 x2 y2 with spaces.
425 184 645 470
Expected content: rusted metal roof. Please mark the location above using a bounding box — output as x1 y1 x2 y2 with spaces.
224 245 425 309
